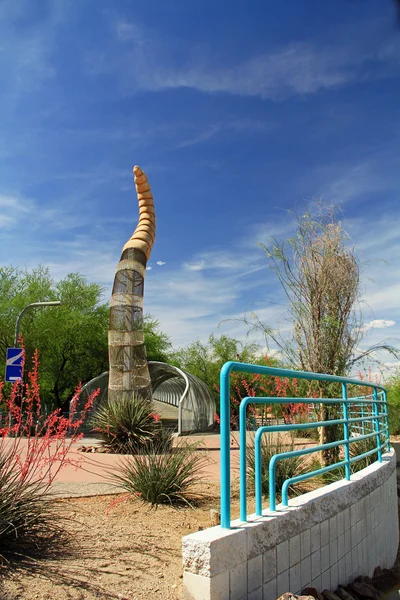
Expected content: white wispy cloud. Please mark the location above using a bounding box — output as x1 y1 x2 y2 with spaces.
315 160 400 206
364 319 396 330
184 250 260 272
156 261 166 266
0 193 36 229
0 187 98 236
85 15 400 101
176 118 274 148
0 194 33 211
184 260 205 272
0 215 16 228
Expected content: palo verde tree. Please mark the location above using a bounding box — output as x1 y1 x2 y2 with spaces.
172 334 261 398
244 202 399 465
172 333 280 421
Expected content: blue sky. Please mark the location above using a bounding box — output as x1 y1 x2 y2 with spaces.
1 0 400 376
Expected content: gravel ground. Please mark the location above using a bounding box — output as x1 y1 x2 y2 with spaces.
50 482 123 498
0 482 229 600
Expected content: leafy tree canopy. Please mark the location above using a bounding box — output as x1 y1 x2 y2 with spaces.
172 333 279 403
0 266 172 410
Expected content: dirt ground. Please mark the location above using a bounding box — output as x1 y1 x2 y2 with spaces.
0 434 385 599
0 435 317 600
0 482 247 600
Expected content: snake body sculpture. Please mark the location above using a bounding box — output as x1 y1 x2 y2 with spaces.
108 166 156 402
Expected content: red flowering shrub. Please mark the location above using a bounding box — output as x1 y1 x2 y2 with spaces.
0 342 98 567
214 356 313 430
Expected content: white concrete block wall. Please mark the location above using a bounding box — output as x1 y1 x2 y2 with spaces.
182 451 398 600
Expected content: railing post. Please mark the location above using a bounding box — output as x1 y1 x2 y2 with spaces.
342 383 351 481
373 387 382 462
268 453 277 512
383 390 390 451
254 428 265 515
361 401 365 435
239 399 248 522
220 363 232 528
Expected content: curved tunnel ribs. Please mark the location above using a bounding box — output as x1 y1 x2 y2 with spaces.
108 166 156 402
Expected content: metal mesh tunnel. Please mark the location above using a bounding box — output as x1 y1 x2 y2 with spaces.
75 362 216 435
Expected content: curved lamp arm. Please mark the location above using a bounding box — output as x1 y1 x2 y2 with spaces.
14 301 62 347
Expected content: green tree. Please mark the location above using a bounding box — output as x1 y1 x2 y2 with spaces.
29 273 109 409
143 315 172 363
0 265 55 357
0 267 109 410
172 334 275 416
386 369 400 435
0 266 173 411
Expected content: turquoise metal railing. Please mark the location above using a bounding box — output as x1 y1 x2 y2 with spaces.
220 361 389 529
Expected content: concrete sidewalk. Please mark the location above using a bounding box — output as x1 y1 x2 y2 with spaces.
53 432 237 493
6 432 311 498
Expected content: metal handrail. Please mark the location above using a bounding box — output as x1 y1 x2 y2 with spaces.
219 361 389 529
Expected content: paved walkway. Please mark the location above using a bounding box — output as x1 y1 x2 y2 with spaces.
51 432 237 497
3 431 311 498
49 431 311 497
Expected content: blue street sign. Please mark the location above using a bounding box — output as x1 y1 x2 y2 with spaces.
5 348 23 382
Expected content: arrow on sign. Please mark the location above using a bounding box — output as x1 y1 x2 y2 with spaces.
6 350 23 367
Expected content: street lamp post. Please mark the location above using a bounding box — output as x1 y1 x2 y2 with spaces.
14 301 62 347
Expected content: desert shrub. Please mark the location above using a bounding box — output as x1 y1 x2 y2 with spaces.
349 434 379 472
286 406 320 442
0 346 96 568
112 440 207 507
246 433 318 501
0 445 69 567
323 434 380 483
388 402 400 436
149 424 174 454
91 394 172 454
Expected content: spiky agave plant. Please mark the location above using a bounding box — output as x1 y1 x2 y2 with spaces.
90 394 172 454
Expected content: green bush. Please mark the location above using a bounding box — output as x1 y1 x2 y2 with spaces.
287 411 320 443
388 403 400 436
112 441 207 507
386 369 400 435
323 434 380 483
91 395 173 454
348 434 379 472
246 433 318 501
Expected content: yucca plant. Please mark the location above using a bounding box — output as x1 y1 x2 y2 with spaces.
246 433 318 501
90 394 172 454
112 440 207 507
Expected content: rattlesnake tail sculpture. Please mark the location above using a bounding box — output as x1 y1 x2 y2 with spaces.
108 166 156 402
